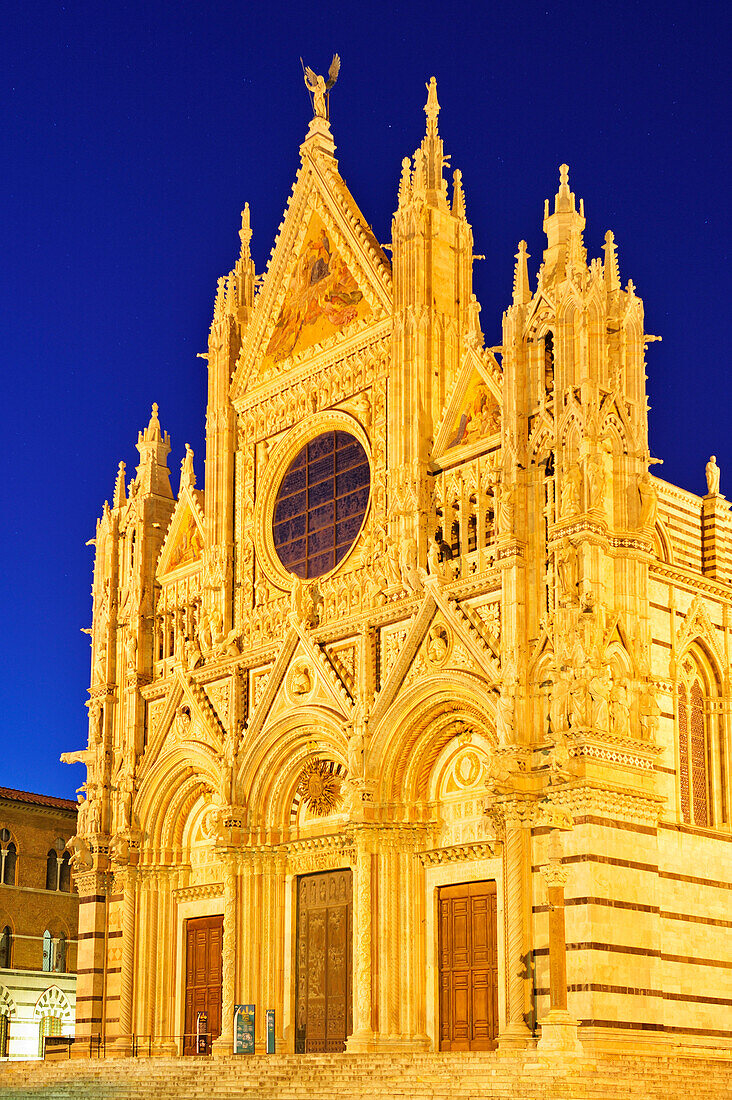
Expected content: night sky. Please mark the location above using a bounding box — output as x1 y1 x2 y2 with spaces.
1 1 728 798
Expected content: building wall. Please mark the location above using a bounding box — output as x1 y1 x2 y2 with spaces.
0 792 78 1059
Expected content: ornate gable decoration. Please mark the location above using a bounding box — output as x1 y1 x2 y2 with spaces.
432 348 501 467
231 142 392 399
156 483 205 580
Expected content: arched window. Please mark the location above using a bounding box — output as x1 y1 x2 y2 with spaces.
543 331 554 394
0 927 11 969
1 843 16 887
0 1012 8 1058
59 852 71 893
42 930 53 973
53 934 66 975
45 850 58 892
677 648 724 827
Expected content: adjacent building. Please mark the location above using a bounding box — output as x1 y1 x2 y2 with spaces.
0 788 78 1059
65 75 731 1058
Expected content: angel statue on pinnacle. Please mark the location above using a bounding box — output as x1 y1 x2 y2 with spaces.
302 53 340 120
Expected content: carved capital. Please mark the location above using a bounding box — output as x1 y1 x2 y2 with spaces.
541 859 569 889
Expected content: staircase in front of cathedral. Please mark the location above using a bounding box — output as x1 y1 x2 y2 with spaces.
3 1051 732 1099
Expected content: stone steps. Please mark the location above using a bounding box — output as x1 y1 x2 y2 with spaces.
2 1051 731 1100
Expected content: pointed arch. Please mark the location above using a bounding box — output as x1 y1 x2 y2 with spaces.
34 985 72 1022
237 707 348 833
676 639 727 828
653 517 673 564
371 671 496 804
135 741 221 853
556 290 580 388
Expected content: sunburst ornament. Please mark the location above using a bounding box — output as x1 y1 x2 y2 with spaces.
296 758 342 817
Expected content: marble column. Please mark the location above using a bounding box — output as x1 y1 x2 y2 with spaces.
536 830 581 1054
114 866 137 1054
347 829 375 1052
499 824 532 1047
213 856 238 1054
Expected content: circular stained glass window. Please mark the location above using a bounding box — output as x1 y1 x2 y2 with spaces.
272 431 370 579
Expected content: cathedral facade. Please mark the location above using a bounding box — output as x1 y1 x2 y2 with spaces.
66 77 732 1058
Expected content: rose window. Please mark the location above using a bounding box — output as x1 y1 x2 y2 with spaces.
272 430 370 579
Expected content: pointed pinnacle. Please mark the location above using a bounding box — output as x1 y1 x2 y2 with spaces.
555 163 575 213
424 76 440 131
113 461 127 509
603 230 621 293
398 156 412 206
513 240 531 305
452 169 466 218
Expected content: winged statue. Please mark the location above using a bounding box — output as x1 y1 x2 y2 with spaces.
303 54 340 120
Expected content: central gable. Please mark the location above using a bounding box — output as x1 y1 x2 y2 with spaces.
262 211 371 372
231 134 392 400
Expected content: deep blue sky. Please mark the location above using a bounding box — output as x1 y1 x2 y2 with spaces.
1 1 729 798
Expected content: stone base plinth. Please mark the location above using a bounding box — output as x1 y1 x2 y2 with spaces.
536 1009 583 1055
498 1020 534 1050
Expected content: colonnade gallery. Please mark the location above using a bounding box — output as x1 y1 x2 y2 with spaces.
64 73 732 1056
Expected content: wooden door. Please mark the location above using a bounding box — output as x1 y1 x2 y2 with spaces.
438 880 498 1050
183 915 223 1054
295 869 352 1052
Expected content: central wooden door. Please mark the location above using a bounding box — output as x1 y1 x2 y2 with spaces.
295 869 352 1052
438 880 498 1050
183 914 223 1054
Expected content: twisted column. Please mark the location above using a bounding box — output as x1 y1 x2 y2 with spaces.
500 824 532 1046
214 856 238 1054
145 874 159 1040
115 867 137 1052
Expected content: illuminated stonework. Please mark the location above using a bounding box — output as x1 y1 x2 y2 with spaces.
66 75 732 1062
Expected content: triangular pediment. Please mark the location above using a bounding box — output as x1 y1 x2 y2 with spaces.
231 140 392 399
432 349 501 466
156 486 205 579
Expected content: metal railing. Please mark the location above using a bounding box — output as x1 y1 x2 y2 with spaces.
44 1033 214 1060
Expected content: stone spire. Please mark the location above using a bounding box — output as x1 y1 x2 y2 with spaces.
603 230 621 293
135 404 173 498
512 240 531 305
412 76 446 205
542 164 586 282
112 461 126 509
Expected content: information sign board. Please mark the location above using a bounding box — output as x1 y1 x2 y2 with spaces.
234 1004 256 1054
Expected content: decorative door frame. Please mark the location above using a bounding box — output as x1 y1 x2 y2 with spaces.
421 850 505 1051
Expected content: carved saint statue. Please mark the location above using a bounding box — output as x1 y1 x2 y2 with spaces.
637 472 658 529
610 679 631 737
706 455 721 496
587 455 607 511
303 54 340 120
548 669 571 734
560 463 581 517
588 666 612 732
555 538 578 605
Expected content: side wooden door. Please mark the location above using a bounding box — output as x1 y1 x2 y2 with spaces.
438 880 498 1050
295 869 352 1052
183 914 223 1054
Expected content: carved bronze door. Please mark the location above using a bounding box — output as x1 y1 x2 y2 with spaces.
438 880 498 1050
183 914 223 1055
295 869 352 1052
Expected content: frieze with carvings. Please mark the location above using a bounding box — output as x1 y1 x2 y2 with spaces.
419 841 499 866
